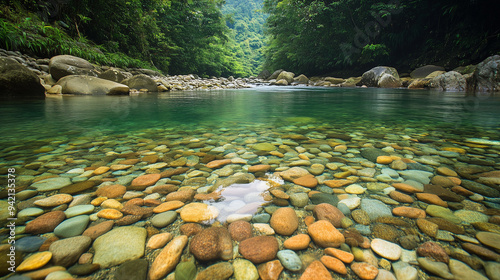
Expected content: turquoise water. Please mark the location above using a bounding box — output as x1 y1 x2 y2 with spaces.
1 86 499 154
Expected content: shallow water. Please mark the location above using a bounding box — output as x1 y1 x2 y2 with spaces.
1 86 499 149
2 86 500 279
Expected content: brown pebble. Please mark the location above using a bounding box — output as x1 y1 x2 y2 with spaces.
239 236 279 264
299 260 333 280
180 223 204 237
258 260 283 280
25 211 66 234
95 184 126 198
82 220 114 240
228 220 253 242
417 241 449 263
351 262 379 280
389 191 415 203
269 207 299 236
283 234 310 251
313 203 345 228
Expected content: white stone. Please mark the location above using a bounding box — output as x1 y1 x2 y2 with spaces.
371 238 402 261
253 223 275 235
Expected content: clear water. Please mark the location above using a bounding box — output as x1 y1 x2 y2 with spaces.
1 86 499 157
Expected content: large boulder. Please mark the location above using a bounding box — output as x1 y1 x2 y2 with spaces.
378 73 402 88
324 77 345 85
0 57 45 99
471 55 500 92
358 66 400 87
268 69 284 80
430 71 466 91
294 74 309 84
49 55 96 81
122 74 158 92
276 71 295 84
98 68 132 83
57 75 129 95
410 65 445 79
257 69 271 80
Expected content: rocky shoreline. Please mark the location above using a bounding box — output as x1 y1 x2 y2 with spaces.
1 48 499 99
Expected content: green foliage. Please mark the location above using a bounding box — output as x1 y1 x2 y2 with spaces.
222 0 266 76
0 0 253 77
263 0 500 75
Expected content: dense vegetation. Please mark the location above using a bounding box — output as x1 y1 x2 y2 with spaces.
263 0 500 76
0 0 255 77
222 0 266 76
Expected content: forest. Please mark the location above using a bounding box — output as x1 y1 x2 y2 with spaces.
0 0 498 77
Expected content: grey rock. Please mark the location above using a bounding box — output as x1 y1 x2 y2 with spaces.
49 55 96 80
431 71 466 91
359 66 400 87
411 65 445 79
277 250 302 272
0 57 45 99
115 259 148 280
98 68 132 83
50 236 92 267
57 75 129 95
122 74 158 91
54 215 90 238
151 211 177 228
93 226 147 268
360 198 392 221
471 55 500 92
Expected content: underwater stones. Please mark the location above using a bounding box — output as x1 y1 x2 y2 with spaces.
371 238 402 261
31 177 72 191
54 215 89 238
228 220 253 242
257 260 283 280
360 199 392 221
248 164 272 173
149 235 188 280
151 211 177 228
308 220 345 248
95 184 127 198
391 183 423 193
60 181 96 194
293 174 318 188
239 236 279 264
25 211 66 234
461 180 500 197
82 220 114 240
277 167 310 181
392 207 426 219
476 231 500 250
253 143 276 152
300 261 333 280
49 236 92 267
129 174 161 190
93 226 147 268
206 159 232 169
34 194 73 207
269 207 298 235
351 262 379 280
360 148 389 162
283 234 311 250
277 250 302 272
180 202 219 223
313 203 345 228
417 242 449 263
153 200 184 213
233 259 259 280
426 205 461 224
189 227 233 262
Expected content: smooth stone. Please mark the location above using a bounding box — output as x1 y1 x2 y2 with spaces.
270 207 298 235
436 230 455 241
226 214 252 223
283 234 311 250
289 193 309 208
16 251 52 272
148 236 188 280
477 231 500 250
375 269 397 280
310 193 339 206
49 236 92 267
455 209 489 224
361 198 392 221
346 184 366 194
257 260 283 280
151 211 177 228
174 259 197 280
449 259 488 280
53 215 89 238
485 261 500 280
189 227 233 261
308 220 345 248
233 259 259 280
417 258 453 279
370 238 402 261
197 262 234 280
64 205 95 218
276 250 302 272
31 177 72 191
93 226 147 268
180 203 219 223
426 205 461 224
147 233 173 250
15 236 46 252
392 261 418 280
239 236 279 264
252 213 271 223
398 170 433 184
24 211 66 234
45 271 73 280
300 260 333 280
351 262 379 280
17 208 44 219
67 263 101 276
